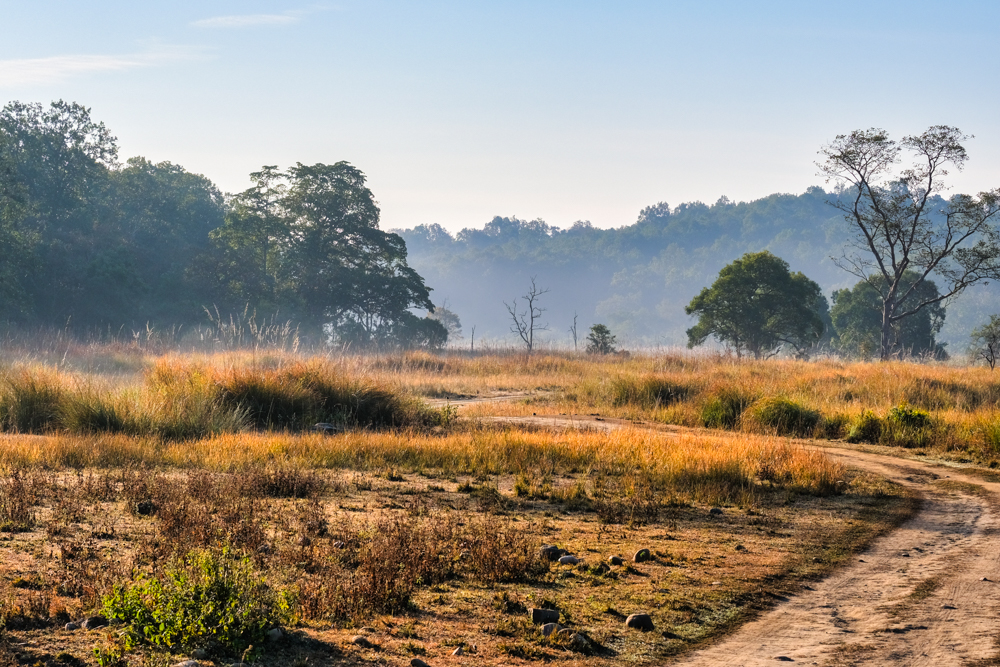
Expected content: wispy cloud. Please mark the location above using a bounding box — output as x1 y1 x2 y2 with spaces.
192 13 301 29
0 46 204 88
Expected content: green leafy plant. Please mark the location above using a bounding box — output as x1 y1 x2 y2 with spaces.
745 396 820 436
102 546 292 656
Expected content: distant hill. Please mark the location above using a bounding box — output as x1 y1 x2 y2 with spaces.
396 187 997 351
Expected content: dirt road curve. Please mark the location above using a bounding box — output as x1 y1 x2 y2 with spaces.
443 399 1000 665
675 447 1000 667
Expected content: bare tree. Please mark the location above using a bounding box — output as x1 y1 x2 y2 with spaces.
569 312 578 352
504 277 549 352
470 325 475 353
818 126 1000 359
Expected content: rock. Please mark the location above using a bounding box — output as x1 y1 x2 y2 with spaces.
625 613 654 632
190 648 208 660
735 544 746 551
633 548 651 563
569 632 588 650
539 545 566 561
313 422 343 434
541 622 561 636
410 660 430 667
333 540 345 548
257 543 272 554
351 635 373 648
451 646 464 656
775 658 794 662
558 554 579 565
812 557 822 563
266 627 283 641
81 615 108 630
297 535 312 547
530 607 560 624
609 555 624 566
173 662 199 667
64 622 79 631
709 507 723 515
136 499 156 516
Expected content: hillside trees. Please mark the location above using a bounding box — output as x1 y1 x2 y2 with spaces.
685 251 827 359
819 126 1000 360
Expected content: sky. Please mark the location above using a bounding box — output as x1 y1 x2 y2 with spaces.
1 1 999 232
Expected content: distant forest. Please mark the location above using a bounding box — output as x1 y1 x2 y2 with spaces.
397 196 997 350
0 100 994 351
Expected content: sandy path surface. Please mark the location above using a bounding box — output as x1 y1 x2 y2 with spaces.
447 397 1000 665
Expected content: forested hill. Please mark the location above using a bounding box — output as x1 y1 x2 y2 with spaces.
396 190 996 348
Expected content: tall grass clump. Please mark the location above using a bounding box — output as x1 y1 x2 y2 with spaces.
0 369 66 433
608 374 690 408
744 396 820 437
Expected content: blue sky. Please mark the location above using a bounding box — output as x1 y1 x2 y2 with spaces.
2 1 998 231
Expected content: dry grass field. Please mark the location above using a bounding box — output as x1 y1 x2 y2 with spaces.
1 342 986 666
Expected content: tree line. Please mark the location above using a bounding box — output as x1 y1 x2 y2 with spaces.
0 101 445 346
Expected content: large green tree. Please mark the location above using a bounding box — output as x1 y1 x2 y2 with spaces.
818 126 1000 360
831 273 946 359
685 251 827 359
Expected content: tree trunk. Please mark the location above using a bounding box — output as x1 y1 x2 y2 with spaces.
880 299 894 361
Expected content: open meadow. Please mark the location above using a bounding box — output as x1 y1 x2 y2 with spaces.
7 341 1000 665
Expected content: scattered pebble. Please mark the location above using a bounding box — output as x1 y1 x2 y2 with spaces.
558 554 580 565
569 632 588 650
191 648 208 659
451 646 463 656
735 544 746 551
710 507 723 516
539 544 566 561
64 622 79 631
136 500 156 516
633 548 651 563
266 627 283 641
541 622 561 637
625 613 654 631
609 555 624 566
410 659 430 667
173 662 199 667
943 604 957 609
333 540 345 548
775 657 794 662
351 635 373 648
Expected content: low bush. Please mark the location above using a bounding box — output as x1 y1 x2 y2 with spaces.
102 547 292 656
700 389 755 429
846 410 883 444
744 396 820 437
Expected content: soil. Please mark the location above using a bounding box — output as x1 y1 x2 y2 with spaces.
463 403 1000 666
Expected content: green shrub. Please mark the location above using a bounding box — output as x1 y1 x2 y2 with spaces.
886 403 931 429
846 410 883 443
818 414 851 439
700 389 754 429
102 547 292 657
745 396 820 436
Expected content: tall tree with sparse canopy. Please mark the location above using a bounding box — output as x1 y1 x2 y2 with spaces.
818 126 1000 360
685 251 827 359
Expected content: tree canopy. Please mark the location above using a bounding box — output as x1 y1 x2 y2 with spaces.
830 273 947 359
685 251 827 359
818 125 1000 360
0 100 440 349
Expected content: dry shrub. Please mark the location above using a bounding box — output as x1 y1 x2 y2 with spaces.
462 515 548 583
0 470 43 532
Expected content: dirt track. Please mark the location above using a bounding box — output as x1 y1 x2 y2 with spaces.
446 399 1000 666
